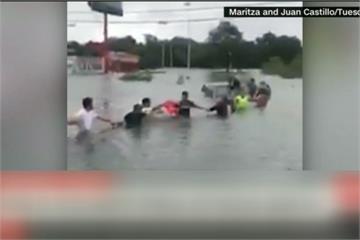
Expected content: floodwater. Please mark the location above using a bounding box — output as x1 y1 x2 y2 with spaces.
67 68 302 170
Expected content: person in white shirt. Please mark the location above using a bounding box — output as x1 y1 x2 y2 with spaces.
140 97 153 114
68 97 114 143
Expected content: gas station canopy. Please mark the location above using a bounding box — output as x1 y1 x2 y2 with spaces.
88 2 123 16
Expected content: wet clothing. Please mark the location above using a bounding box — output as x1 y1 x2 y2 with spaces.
255 94 269 108
161 100 179 117
234 95 249 111
177 99 196 118
75 129 92 143
247 81 257 98
124 111 146 128
209 101 230 117
256 87 270 97
141 107 153 114
254 84 271 108
231 79 241 90
75 108 98 131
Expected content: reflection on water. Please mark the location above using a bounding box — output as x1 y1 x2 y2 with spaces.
67 68 302 170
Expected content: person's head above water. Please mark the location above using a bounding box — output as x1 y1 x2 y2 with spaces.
82 97 94 111
142 98 151 107
133 104 142 112
181 91 189 100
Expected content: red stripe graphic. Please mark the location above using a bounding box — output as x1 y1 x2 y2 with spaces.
332 172 359 214
1 171 116 200
0 217 28 240
1 171 114 191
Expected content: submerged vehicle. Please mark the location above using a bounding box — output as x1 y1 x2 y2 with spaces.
201 82 230 99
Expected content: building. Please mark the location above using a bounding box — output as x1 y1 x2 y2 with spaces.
67 56 104 75
107 51 139 73
67 44 140 74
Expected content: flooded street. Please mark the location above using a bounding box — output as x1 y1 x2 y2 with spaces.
67 68 302 170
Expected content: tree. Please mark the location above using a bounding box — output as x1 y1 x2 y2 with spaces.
107 36 137 53
144 34 158 44
67 24 302 78
256 32 302 64
208 21 243 44
67 41 82 56
139 34 161 69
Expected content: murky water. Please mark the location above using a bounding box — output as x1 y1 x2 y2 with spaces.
67 68 302 170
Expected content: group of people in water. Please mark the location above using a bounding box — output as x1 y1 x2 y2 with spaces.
207 77 272 117
68 78 271 142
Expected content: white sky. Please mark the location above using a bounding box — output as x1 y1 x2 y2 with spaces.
67 1 303 43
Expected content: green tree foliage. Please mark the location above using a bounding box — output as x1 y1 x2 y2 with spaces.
67 41 99 56
68 21 302 77
107 36 136 53
208 21 243 43
255 32 302 64
262 53 302 78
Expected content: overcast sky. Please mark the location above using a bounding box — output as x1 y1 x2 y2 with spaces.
67 2 302 43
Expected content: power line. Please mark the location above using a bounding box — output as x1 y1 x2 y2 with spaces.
68 2 282 15
68 6 221 15
67 17 227 25
67 2 301 26
68 11 291 25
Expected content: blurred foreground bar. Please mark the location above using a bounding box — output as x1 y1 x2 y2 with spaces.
1 171 359 239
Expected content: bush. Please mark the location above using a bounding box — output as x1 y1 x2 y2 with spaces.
261 54 302 78
120 70 152 81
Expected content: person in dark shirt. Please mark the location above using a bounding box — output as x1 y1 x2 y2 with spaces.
208 96 232 117
247 78 257 98
229 78 241 91
124 104 147 128
176 91 206 118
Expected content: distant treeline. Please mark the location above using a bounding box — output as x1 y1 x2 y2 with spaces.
68 21 302 78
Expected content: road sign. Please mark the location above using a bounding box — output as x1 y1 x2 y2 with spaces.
88 2 123 16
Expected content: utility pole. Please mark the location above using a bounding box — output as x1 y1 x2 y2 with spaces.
169 44 173 68
229 51 232 70
185 2 191 71
158 21 168 69
161 42 165 68
103 13 108 74
226 51 232 73
102 13 111 113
